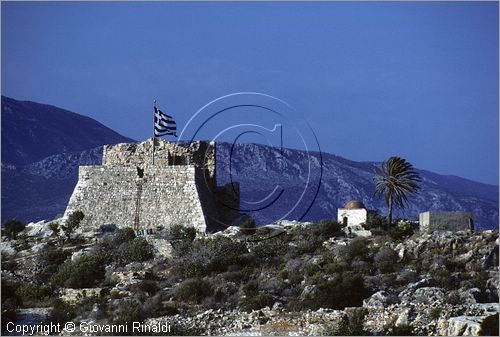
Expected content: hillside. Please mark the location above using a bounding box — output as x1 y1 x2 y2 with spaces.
1 219 498 336
1 96 134 166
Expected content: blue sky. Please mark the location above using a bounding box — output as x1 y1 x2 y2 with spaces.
2 1 498 185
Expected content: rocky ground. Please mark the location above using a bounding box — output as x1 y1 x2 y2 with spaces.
1 219 498 336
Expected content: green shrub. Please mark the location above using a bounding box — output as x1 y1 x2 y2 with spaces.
36 247 70 282
16 283 52 307
162 301 180 316
2 220 25 239
324 261 348 274
470 270 489 291
249 236 289 260
49 222 60 236
430 268 457 289
322 308 367 336
387 324 414 336
62 211 84 242
242 279 259 296
306 271 369 310
173 278 213 304
95 228 136 263
109 299 144 328
1 279 21 320
444 290 463 305
389 221 414 241
240 292 274 312
181 237 248 277
94 228 152 266
479 313 499 336
50 299 75 324
428 307 442 320
345 237 370 261
239 217 257 236
318 219 344 235
112 227 136 244
374 247 399 274
12 236 30 252
1 251 17 272
51 255 105 288
142 296 179 318
165 224 197 241
137 280 160 296
365 211 388 230
116 238 153 265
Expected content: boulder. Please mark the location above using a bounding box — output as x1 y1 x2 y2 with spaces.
438 316 483 336
300 285 317 300
213 226 240 238
395 308 411 327
413 287 445 304
30 242 48 254
0 241 16 255
71 247 93 262
363 291 390 308
23 220 55 238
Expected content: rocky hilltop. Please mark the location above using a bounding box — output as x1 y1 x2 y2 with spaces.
1 218 498 336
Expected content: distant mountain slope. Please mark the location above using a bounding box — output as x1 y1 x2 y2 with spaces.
1 98 497 230
1 148 102 222
2 141 497 230
216 143 499 230
1 96 134 165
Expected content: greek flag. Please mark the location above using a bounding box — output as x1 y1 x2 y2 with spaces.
154 106 177 137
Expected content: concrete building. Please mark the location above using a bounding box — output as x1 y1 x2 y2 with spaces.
338 200 371 237
419 211 474 232
63 139 240 235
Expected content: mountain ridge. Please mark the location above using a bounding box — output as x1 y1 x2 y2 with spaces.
1 98 497 229
1 96 134 166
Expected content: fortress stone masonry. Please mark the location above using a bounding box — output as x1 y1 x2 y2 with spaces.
63 139 240 235
419 211 474 233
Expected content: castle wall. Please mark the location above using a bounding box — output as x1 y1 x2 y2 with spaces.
419 211 473 232
103 139 216 183
64 165 207 234
63 139 242 234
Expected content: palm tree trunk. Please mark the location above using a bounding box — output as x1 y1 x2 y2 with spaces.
388 195 393 225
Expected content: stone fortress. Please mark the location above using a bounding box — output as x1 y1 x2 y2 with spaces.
63 139 240 235
64 138 475 236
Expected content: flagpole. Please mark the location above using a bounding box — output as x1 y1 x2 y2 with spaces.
153 100 156 166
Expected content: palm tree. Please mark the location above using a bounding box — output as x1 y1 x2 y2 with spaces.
375 156 421 225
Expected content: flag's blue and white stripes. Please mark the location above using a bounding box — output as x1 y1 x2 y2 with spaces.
154 106 177 137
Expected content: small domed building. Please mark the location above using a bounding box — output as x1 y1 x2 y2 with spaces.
337 200 371 237
338 200 367 226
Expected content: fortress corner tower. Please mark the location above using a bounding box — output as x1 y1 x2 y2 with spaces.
63 139 240 235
